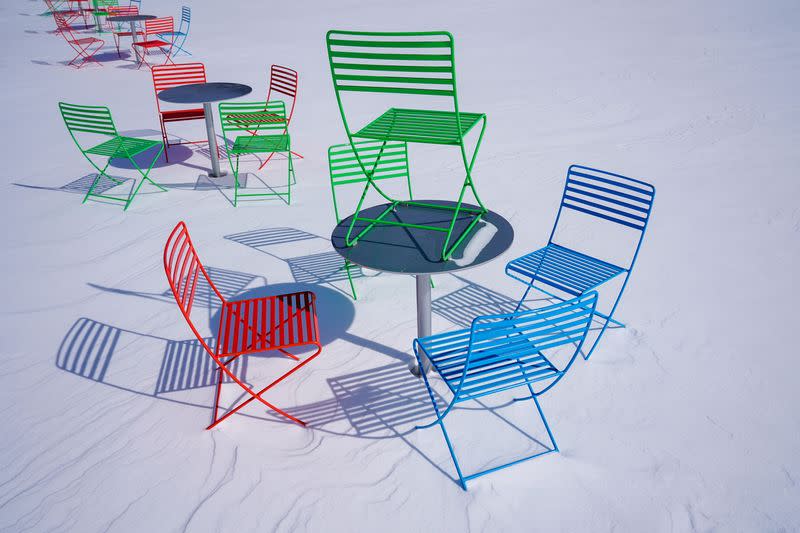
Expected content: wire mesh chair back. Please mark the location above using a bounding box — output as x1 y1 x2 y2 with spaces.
454 292 598 402
328 140 411 222
163 222 226 356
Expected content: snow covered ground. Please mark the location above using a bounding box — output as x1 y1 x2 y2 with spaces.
2 0 799 531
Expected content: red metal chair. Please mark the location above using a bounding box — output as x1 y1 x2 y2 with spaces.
132 16 175 69
52 11 104 68
151 63 215 161
164 221 322 429
257 64 303 170
107 5 141 57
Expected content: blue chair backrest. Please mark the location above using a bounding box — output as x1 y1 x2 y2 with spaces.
180 5 190 25
455 292 598 401
549 164 655 267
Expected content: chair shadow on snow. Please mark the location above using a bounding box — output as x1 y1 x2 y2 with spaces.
56 231 596 487
224 227 368 299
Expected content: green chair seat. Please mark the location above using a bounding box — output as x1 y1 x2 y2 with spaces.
354 108 485 145
229 134 290 155
86 135 162 158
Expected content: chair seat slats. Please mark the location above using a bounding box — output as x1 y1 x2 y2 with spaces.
506 244 625 296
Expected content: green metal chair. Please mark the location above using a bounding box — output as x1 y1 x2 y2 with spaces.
92 0 118 32
328 140 413 299
59 102 166 210
326 30 488 261
218 100 295 207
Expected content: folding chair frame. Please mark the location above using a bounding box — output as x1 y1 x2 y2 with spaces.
326 30 488 262
59 102 166 210
219 101 296 207
164 222 322 429
506 164 655 360
414 292 598 489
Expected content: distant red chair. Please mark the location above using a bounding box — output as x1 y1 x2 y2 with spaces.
164 221 322 429
151 63 214 161
106 5 141 57
257 64 303 170
52 11 104 68
132 16 174 69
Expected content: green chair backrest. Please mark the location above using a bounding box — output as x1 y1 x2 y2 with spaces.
328 140 411 223
326 31 461 133
326 30 456 98
218 101 287 137
59 102 118 139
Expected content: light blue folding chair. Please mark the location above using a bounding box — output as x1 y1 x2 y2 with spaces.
414 292 598 490
158 6 191 56
506 164 655 361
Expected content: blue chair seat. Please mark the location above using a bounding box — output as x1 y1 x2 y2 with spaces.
506 243 625 296
416 328 561 399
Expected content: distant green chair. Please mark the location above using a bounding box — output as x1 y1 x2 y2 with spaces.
326 30 488 261
218 100 295 207
328 140 413 299
92 0 118 32
59 102 166 210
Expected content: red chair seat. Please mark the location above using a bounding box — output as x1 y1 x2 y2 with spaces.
160 108 205 122
216 291 319 356
132 39 171 48
71 37 103 45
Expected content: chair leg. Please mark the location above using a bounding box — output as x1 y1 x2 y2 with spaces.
124 144 166 210
286 147 294 205
414 347 467 489
206 344 322 429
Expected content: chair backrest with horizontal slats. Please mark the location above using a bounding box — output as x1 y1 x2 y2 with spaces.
151 62 206 112
550 165 655 269
145 16 172 36
218 101 287 134
327 30 456 98
267 64 298 126
180 5 191 24
328 140 411 222
454 292 598 402
164 222 226 355
59 102 118 137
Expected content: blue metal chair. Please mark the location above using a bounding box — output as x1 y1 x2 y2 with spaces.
158 6 191 56
414 292 598 490
505 164 655 361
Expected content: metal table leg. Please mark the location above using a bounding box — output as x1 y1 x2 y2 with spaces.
129 21 142 62
411 273 432 376
203 101 226 178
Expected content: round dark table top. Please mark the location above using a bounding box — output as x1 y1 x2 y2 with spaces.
157 82 253 104
107 14 156 22
331 200 514 275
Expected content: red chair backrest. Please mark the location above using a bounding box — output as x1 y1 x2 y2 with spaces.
164 222 225 353
151 62 206 112
145 16 173 36
267 64 298 124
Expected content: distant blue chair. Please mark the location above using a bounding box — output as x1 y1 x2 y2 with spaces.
505 164 655 361
158 6 191 56
414 292 598 490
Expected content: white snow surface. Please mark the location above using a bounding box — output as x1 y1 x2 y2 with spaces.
2 0 799 531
